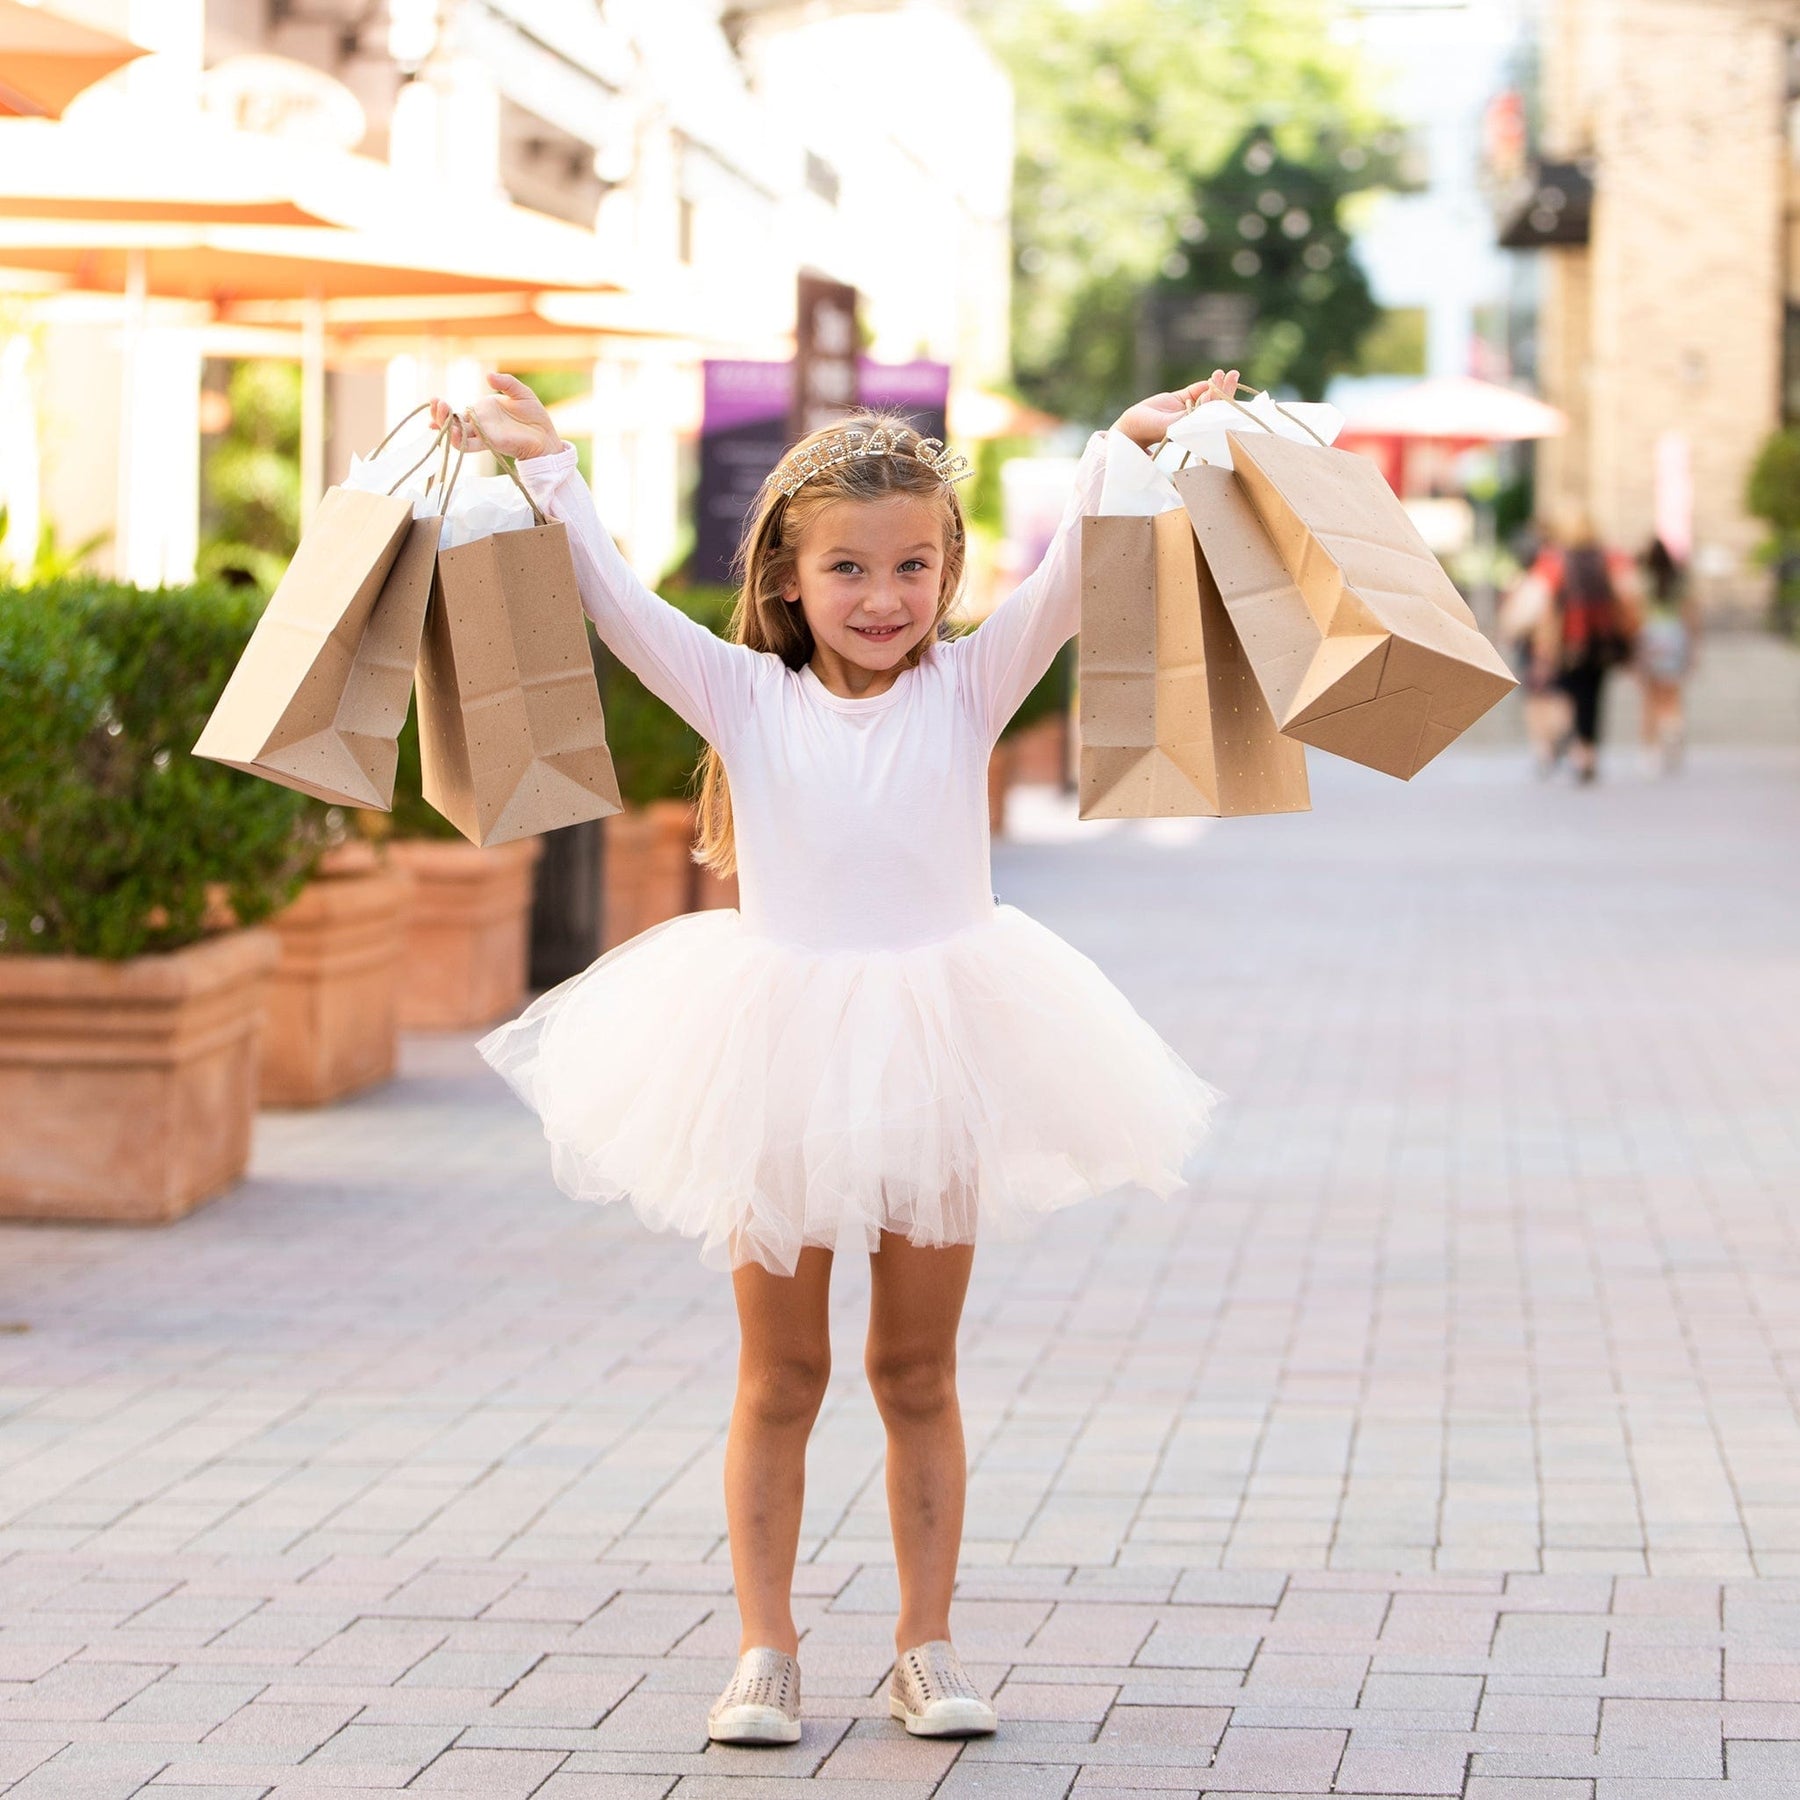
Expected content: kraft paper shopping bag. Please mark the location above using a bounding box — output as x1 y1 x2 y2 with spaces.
1078 506 1309 820
415 453 622 847
193 483 417 805
1188 433 1518 779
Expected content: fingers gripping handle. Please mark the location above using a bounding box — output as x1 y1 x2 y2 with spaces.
455 408 550 528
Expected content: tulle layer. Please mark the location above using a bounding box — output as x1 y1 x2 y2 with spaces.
477 905 1219 1276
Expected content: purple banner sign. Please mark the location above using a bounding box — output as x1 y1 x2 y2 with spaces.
695 357 952 584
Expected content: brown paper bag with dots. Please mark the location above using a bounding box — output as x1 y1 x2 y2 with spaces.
1180 435 1517 779
193 484 422 807
415 440 622 848
1078 506 1310 820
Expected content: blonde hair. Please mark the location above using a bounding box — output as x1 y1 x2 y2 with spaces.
693 410 969 876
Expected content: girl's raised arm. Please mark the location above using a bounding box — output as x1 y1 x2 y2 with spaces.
517 445 762 750
951 372 1236 744
950 429 1108 745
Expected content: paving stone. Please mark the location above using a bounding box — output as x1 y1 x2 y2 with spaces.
410 1745 570 1792
1201 1724 1346 1792
3 745 1800 1798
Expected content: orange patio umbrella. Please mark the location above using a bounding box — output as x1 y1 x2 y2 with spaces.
0 169 622 544
0 0 145 118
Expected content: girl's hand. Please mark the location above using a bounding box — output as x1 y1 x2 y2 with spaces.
427 372 561 462
1111 369 1240 453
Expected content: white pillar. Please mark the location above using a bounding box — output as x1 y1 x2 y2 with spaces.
300 294 327 530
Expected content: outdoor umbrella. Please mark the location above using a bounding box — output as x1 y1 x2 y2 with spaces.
0 135 622 547
1337 375 1567 496
0 116 343 223
0 0 144 118
1340 375 1567 444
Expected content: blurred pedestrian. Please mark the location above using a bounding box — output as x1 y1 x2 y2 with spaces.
1635 536 1699 774
1497 533 1568 776
433 368 1237 1748
1527 511 1640 784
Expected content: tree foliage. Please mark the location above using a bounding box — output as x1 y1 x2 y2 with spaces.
972 0 1401 424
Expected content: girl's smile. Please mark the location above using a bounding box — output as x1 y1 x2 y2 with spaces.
786 496 947 698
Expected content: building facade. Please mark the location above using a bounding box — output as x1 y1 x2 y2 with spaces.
9 0 1013 588
1506 0 1800 616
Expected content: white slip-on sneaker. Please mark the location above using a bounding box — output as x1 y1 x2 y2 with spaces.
707 1645 802 1745
889 1638 998 1737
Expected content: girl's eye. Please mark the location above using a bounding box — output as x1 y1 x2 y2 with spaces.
831 561 861 575
900 559 927 574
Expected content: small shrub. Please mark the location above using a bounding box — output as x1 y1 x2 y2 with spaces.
1747 428 1800 636
0 578 328 959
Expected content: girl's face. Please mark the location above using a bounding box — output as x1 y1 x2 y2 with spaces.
785 497 946 673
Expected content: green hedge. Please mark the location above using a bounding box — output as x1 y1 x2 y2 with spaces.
0 579 327 959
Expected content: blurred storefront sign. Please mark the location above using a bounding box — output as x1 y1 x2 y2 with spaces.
697 355 949 582
792 271 860 440
1135 290 1255 392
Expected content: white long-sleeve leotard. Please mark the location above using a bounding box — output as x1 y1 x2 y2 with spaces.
516 432 1108 955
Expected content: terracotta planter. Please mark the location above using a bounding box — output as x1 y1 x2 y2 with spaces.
259 850 409 1108
604 800 702 950
389 837 542 1031
1010 713 1068 786
0 930 280 1224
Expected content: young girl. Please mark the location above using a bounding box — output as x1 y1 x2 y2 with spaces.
428 369 1233 1744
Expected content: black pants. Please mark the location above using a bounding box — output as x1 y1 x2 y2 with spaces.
1559 660 1608 748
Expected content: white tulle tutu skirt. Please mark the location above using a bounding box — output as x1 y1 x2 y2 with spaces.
477 905 1219 1276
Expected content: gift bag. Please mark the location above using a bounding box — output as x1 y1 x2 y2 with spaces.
194 409 446 807
1078 436 1309 820
415 419 622 847
1185 428 1518 780
193 487 417 805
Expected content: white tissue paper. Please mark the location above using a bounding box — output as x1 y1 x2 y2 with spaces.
1097 431 1184 517
1161 390 1344 473
342 429 445 521
342 429 540 546
435 472 537 550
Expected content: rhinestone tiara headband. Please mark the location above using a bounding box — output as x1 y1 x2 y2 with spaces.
773 425 973 501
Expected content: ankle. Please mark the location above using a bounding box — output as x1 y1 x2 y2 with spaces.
895 1623 952 1654
740 1628 799 1657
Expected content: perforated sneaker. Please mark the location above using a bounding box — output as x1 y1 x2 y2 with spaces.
889 1638 997 1737
707 1646 802 1745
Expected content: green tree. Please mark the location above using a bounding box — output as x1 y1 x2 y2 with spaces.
972 0 1399 424
198 360 302 591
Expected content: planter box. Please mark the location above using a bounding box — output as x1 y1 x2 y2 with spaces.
0 930 280 1223
390 838 542 1031
1010 713 1069 786
260 852 409 1108
603 800 703 950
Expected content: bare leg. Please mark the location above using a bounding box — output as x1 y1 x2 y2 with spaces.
865 1233 976 1653
725 1247 833 1655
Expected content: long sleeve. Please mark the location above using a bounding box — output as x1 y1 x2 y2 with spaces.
517 444 762 748
949 430 1109 745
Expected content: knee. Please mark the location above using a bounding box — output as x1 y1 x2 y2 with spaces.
738 1345 830 1429
865 1344 958 1425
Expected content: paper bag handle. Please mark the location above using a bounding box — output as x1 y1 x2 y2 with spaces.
384 419 458 497
366 400 446 462
455 408 550 528
1150 381 1330 468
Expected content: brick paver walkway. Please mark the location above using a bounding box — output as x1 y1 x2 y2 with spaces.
4 742 1800 1797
